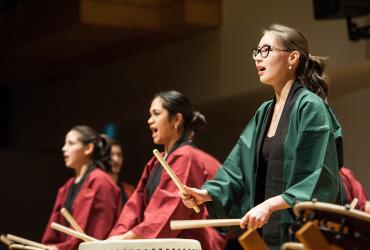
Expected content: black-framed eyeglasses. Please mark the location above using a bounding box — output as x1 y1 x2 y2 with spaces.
251 45 291 59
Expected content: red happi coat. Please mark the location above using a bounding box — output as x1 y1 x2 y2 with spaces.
42 168 122 250
340 167 368 211
110 145 227 250
119 181 135 200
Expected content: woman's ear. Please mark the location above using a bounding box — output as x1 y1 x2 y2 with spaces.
174 113 184 130
288 51 300 67
84 143 94 156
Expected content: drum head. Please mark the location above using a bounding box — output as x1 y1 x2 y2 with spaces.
79 239 202 250
293 201 370 223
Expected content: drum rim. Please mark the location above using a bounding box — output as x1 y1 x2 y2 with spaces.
281 242 304 250
80 238 202 248
82 238 201 243
293 201 370 223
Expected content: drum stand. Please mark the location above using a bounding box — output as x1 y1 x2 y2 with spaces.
238 229 268 250
295 221 343 250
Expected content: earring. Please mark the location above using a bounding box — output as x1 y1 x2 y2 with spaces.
175 125 178 130
288 65 292 70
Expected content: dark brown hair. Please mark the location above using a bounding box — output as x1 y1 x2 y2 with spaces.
154 90 206 139
71 125 112 172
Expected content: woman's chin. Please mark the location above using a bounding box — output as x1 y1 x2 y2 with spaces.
65 164 73 169
259 77 269 84
152 139 160 145
260 79 274 87
152 136 163 145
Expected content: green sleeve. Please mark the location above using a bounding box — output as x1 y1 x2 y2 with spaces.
282 97 342 206
202 101 271 219
203 138 247 219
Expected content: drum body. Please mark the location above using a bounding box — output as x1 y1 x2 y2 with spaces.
79 239 202 250
292 201 370 250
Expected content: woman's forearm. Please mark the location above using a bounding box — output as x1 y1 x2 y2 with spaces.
265 195 290 212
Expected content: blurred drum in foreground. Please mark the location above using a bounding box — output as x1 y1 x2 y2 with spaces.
79 239 202 250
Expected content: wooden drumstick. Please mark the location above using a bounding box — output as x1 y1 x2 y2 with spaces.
6 234 50 250
9 244 46 250
170 219 264 250
61 207 84 233
1 234 13 246
153 149 201 213
350 198 358 210
51 222 98 242
170 218 241 230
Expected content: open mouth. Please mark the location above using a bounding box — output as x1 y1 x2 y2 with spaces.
256 65 266 76
257 65 266 72
151 127 159 137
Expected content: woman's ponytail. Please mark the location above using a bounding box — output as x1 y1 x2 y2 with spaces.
71 125 112 172
297 54 329 99
189 110 207 139
93 134 112 172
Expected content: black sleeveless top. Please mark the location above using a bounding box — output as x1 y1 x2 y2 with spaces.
64 164 96 213
254 81 304 249
254 135 274 206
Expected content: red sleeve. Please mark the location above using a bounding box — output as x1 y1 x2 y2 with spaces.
42 172 121 250
340 167 369 211
42 182 70 246
109 161 153 236
83 176 122 239
131 151 209 238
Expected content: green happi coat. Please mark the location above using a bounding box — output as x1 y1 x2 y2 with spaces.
203 83 343 247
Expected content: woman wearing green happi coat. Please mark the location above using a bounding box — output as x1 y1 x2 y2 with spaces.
181 24 343 249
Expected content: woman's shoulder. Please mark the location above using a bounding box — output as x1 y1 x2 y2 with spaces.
176 145 220 164
297 89 326 107
254 99 273 117
87 168 120 190
170 145 196 158
242 99 273 126
89 167 109 177
170 145 212 160
294 89 342 132
258 99 273 111
292 88 331 117
58 177 75 193
170 146 220 176
172 144 201 155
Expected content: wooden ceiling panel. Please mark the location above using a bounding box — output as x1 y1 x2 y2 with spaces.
0 0 222 85
80 0 184 30
185 0 222 26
